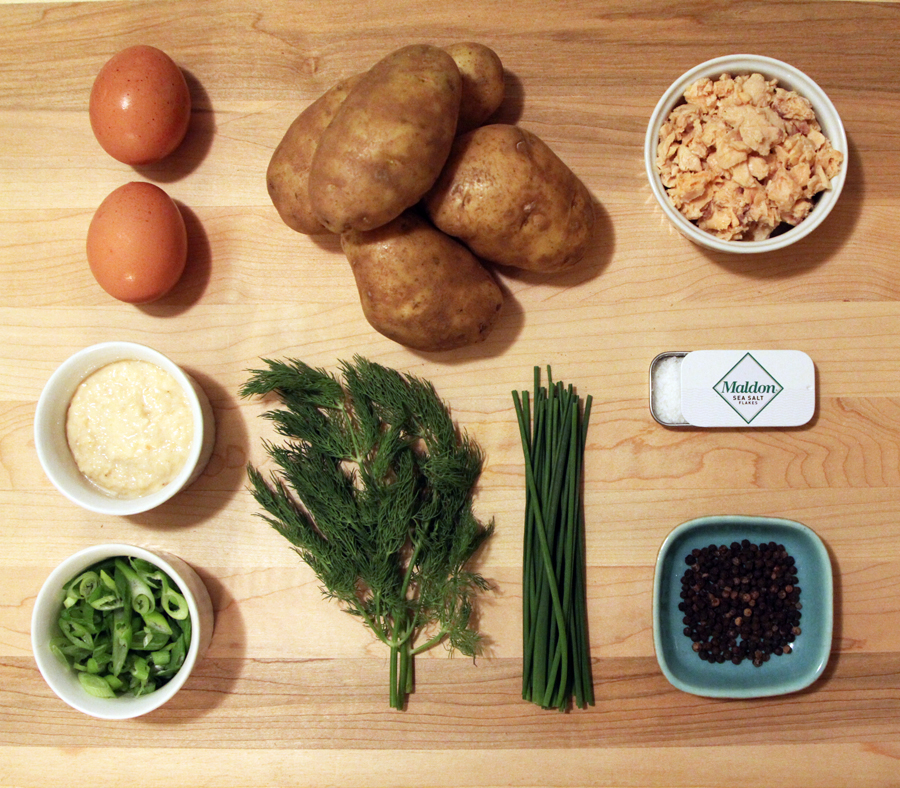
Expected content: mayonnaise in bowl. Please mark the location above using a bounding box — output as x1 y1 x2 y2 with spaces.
35 342 215 516
66 359 194 498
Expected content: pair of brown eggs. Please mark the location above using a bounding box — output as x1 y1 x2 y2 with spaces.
87 45 191 304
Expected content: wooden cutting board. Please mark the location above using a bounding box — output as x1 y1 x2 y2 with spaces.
2 1 900 785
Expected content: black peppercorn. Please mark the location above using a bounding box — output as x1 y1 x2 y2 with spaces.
680 541 801 667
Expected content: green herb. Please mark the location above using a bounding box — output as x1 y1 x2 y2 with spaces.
241 356 494 710
50 556 192 698
513 366 594 710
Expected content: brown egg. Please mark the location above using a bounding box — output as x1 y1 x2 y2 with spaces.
89 45 191 165
87 182 188 304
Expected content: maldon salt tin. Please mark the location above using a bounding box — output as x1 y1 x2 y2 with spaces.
649 350 816 428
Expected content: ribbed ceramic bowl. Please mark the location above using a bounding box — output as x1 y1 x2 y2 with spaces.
31 543 214 719
34 341 215 516
645 54 847 253
653 515 833 698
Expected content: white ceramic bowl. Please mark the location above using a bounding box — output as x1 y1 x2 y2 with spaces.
31 543 215 719
34 341 215 516
645 54 847 253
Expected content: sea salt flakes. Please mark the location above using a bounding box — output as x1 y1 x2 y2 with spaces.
650 350 816 428
650 354 688 425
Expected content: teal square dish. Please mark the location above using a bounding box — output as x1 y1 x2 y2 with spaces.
653 515 833 698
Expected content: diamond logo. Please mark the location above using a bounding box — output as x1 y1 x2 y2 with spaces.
713 353 783 424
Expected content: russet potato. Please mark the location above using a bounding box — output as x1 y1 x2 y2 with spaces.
424 124 595 273
341 211 503 351
443 42 505 134
309 45 462 234
265 44 596 352
266 74 363 235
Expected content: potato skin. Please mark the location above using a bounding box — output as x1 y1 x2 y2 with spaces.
424 124 595 273
342 212 503 351
266 74 363 235
443 42 504 134
309 45 462 234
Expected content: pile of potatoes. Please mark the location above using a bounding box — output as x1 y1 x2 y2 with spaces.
267 43 595 352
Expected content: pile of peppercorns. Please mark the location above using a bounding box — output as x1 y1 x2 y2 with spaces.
679 540 802 667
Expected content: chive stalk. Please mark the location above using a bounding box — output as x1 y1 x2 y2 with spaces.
514 366 594 711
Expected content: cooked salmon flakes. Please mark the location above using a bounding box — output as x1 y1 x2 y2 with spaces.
656 72 844 241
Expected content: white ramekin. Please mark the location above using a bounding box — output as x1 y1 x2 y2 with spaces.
34 341 215 516
31 543 214 719
645 54 847 253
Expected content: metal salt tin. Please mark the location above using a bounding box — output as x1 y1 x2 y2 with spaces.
649 350 816 428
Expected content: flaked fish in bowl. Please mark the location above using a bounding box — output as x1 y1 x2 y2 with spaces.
645 55 847 253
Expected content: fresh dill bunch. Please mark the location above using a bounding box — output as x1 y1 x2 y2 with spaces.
240 355 494 709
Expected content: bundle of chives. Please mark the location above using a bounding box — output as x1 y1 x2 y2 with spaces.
513 366 594 711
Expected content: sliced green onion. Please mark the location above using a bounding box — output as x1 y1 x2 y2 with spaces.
72 571 100 601
130 655 150 684
51 556 193 698
136 629 171 651
132 680 156 697
161 634 187 677
114 559 155 616
58 617 94 650
87 582 123 611
78 672 116 698
142 610 173 636
159 574 189 620
111 607 132 676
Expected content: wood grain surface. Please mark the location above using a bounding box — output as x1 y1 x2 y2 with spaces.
3 1 900 786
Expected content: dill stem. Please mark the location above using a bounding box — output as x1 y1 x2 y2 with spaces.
389 644 399 709
398 638 412 704
389 612 414 710
401 540 423 600
411 628 449 656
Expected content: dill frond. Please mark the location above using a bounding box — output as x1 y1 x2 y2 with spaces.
242 356 494 709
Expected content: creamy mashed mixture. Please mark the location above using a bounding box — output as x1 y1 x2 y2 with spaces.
656 72 844 241
66 360 194 498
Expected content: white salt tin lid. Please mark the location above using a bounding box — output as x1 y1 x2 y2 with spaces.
650 350 816 428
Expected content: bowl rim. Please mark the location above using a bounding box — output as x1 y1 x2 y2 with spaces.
644 53 848 254
652 514 834 698
34 341 210 516
30 543 207 719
